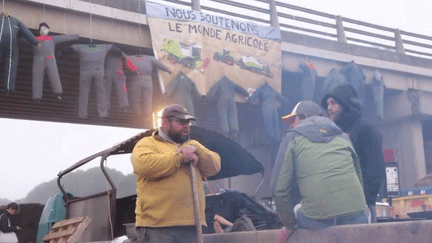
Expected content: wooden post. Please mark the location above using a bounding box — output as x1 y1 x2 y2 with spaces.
190 163 204 243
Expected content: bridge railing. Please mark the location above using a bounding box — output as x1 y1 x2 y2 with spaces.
154 0 432 59
77 0 432 59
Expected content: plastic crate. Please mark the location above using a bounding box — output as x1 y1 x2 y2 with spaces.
391 194 432 218
376 202 392 218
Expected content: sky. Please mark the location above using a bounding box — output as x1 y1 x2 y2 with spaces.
0 118 142 201
287 0 432 34
2 0 432 202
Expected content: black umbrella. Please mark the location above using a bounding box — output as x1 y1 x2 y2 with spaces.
189 126 264 180
58 126 264 189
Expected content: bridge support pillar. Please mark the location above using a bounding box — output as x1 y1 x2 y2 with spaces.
380 118 426 188
379 90 428 188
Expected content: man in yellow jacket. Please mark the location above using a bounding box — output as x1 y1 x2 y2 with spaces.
131 104 221 243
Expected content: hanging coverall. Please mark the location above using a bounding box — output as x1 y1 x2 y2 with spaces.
340 61 366 107
247 82 290 143
32 33 79 100
104 53 129 111
164 72 201 116
126 55 171 118
299 60 317 101
63 44 121 118
0 14 39 93
207 76 249 138
321 68 347 99
372 69 385 121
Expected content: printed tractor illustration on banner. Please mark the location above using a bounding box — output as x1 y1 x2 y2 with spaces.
238 56 273 78
213 49 273 78
161 39 209 73
213 49 235 66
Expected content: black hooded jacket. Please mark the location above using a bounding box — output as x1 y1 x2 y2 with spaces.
322 84 385 206
0 211 17 233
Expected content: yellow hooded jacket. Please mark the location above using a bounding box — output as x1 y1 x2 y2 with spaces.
131 130 221 227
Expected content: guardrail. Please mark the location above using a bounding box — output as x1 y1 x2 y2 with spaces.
154 0 432 59
76 0 432 58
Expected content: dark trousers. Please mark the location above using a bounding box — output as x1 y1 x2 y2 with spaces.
136 226 197 243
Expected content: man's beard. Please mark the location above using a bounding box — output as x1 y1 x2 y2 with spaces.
168 130 190 144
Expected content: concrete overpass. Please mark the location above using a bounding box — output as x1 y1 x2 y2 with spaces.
6 0 432 199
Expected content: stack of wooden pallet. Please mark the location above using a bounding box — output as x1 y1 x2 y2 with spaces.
42 216 91 243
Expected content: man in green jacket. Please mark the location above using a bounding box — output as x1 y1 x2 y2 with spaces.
271 101 367 242
131 104 221 243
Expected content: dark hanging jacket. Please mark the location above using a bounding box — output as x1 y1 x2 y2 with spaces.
165 72 201 116
207 76 249 135
340 61 366 107
321 68 347 99
299 60 317 101
321 84 385 206
247 82 289 142
0 15 39 93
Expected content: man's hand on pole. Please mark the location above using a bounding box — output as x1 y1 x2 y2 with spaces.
177 145 199 166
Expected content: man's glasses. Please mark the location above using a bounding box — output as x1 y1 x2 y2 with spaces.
169 117 192 126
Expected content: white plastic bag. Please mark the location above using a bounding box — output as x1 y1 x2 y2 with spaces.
0 231 18 243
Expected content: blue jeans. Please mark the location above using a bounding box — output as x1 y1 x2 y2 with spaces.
296 209 368 230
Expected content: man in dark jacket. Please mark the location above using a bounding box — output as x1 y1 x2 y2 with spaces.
321 84 385 223
0 202 21 243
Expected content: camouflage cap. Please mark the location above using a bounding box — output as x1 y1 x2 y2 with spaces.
162 104 196 121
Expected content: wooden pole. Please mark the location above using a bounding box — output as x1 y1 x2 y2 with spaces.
190 163 204 243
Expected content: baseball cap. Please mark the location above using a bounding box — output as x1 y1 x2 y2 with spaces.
162 104 196 121
282 101 324 124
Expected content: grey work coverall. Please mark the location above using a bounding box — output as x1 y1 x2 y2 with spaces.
127 55 170 117
164 72 201 117
340 61 366 107
248 82 289 142
71 44 115 118
32 34 79 100
299 60 317 101
207 76 249 137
